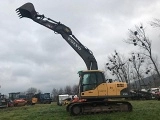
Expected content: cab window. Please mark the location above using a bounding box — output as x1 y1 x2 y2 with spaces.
82 73 96 91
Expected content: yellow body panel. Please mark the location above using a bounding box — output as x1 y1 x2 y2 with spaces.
97 83 107 96
81 82 127 97
81 88 99 96
32 98 38 104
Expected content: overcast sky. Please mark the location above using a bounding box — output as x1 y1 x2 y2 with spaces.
0 0 160 95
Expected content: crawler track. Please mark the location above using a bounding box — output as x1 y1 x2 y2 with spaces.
67 101 132 115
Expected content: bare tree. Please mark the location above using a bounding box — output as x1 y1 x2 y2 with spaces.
58 88 64 95
64 85 72 95
26 87 37 94
52 88 58 101
130 70 138 89
128 52 146 89
126 24 160 79
105 50 130 83
150 18 160 27
37 89 42 94
72 84 78 95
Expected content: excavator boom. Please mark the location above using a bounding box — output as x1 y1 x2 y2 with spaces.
16 3 98 70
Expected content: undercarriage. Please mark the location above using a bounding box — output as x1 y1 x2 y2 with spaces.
66 100 132 115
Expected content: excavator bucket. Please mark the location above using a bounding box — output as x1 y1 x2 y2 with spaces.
16 2 37 19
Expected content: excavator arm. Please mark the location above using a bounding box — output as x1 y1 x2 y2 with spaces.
16 3 98 70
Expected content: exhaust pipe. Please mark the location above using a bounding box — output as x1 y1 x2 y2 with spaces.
16 2 37 19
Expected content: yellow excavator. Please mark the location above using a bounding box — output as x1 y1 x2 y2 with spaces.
16 3 132 115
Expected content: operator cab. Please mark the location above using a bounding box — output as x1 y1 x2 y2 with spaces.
78 70 105 93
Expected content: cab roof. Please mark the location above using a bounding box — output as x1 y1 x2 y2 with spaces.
78 70 104 74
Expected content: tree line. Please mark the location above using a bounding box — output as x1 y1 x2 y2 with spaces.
25 84 78 102
51 85 78 101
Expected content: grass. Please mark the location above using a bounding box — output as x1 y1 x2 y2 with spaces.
0 100 160 120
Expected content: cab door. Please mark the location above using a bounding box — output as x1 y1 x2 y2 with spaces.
81 73 98 96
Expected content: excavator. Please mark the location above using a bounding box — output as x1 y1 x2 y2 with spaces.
16 3 132 115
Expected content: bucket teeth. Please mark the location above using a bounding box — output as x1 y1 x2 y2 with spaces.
15 9 22 18
15 9 19 13
18 13 21 15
